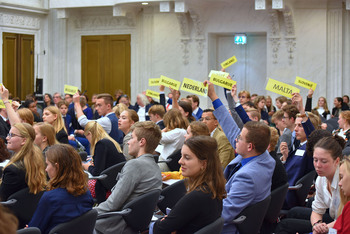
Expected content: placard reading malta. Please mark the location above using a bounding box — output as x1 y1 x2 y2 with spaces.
64 85 79 95
146 90 160 100
210 73 236 90
159 75 181 90
294 76 317 90
265 78 300 98
221 56 237 69
149 78 160 86
180 78 208 97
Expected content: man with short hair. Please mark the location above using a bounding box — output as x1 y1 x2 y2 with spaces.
187 95 203 119
282 104 300 151
73 93 123 144
53 92 63 107
94 121 162 234
201 109 235 168
238 90 250 104
148 104 165 130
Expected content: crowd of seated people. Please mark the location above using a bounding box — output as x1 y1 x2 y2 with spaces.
1 77 350 234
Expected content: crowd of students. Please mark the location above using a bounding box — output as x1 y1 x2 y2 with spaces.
1 80 350 234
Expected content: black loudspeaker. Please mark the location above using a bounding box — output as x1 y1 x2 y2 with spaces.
36 78 43 94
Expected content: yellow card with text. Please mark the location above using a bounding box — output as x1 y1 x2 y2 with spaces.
64 85 79 95
180 78 208 97
294 76 317 90
208 70 229 79
159 75 181 90
210 73 236 90
221 56 237 69
149 78 160 87
266 78 300 98
146 90 160 100
0 100 12 108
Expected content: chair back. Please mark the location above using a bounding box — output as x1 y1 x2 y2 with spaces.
158 180 186 214
1 188 44 229
99 161 127 190
233 195 271 234
264 183 289 223
48 209 97 234
122 189 161 232
194 217 224 234
295 170 316 206
166 149 181 171
17 227 41 234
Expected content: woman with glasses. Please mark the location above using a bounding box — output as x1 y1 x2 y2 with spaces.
0 123 46 201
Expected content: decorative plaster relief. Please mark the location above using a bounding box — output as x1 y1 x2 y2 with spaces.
73 14 135 29
176 13 191 65
269 10 281 64
0 12 40 29
189 9 205 65
282 7 296 65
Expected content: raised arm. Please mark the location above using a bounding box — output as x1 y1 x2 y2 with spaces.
226 84 244 130
305 88 313 112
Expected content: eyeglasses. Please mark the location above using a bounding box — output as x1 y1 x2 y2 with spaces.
238 96 246 99
7 133 23 139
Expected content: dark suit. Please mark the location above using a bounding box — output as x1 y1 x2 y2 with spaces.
156 120 165 130
0 162 27 201
0 117 10 142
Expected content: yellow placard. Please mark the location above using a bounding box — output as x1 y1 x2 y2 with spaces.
159 75 181 91
221 56 237 69
0 100 12 108
210 73 236 90
149 78 160 87
64 85 79 95
294 76 317 90
180 78 208 97
208 70 229 79
146 90 160 100
266 78 300 98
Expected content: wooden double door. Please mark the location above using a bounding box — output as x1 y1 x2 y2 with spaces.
81 35 131 101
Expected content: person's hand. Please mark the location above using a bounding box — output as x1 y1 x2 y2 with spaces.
73 92 80 104
292 93 304 113
307 88 314 98
0 84 9 102
82 161 92 170
169 87 178 100
68 135 75 141
75 130 84 135
312 222 328 234
159 85 165 92
203 80 218 101
161 173 170 181
280 142 289 161
321 123 327 130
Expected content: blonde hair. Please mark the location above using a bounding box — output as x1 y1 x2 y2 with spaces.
113 103 128 118
17 108 34 125
338 157 350 217
34 122 59 146
84 121 122 155
44 106 67 134
5 123 46 194
269 127 279 151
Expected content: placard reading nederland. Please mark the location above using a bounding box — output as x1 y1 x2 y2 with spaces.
221 56 237 69
146 90 160 100
159 75 181 90
64 85 79 95
180 78 208 97
294 76 317 90
266 78 300 98
0 100 12 109
210 73 236 90
149 78 160 86
208 70 229 79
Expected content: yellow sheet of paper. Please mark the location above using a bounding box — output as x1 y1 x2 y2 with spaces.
221 56 237 69
0 100 12 108
149 78 160 86
294 76 317 90
210 73 236 90
208 70 229 79
266 78 300 98
146 90 160 100
180 78 208 97
159 75 181 90
64 85 79 95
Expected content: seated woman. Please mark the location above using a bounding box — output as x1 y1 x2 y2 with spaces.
17 108 35 125
158 109 188 172
22 99 42 122
118 109 139 160
333 156 350 233
162 121 209 179
43 106 68 144
151 136 226 233
253 95 269 124
0 123 46 201
28 144 93 234
33 123 59 155
333 110 350 143
82 121 126 202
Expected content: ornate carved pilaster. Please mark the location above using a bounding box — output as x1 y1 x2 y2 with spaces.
189 10 205 64
269 10 281 64
176 13 191 65
282 7 296 65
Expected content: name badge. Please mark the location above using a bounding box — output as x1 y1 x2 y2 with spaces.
328 228 337 234
295 149 305 157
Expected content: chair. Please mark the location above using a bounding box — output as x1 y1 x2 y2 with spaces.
79 151 88 161
48 209 97 234
232 195 271 234
17 227 41 234
97 189 161 233
194 217 224 234
0 188 44 229
260 183 289 234
288 170 316 207
157 180 186 214
158 149 181 171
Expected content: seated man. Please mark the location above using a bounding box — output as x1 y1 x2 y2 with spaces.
94 121 163 234
205 81 275 233
148 104 166 130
